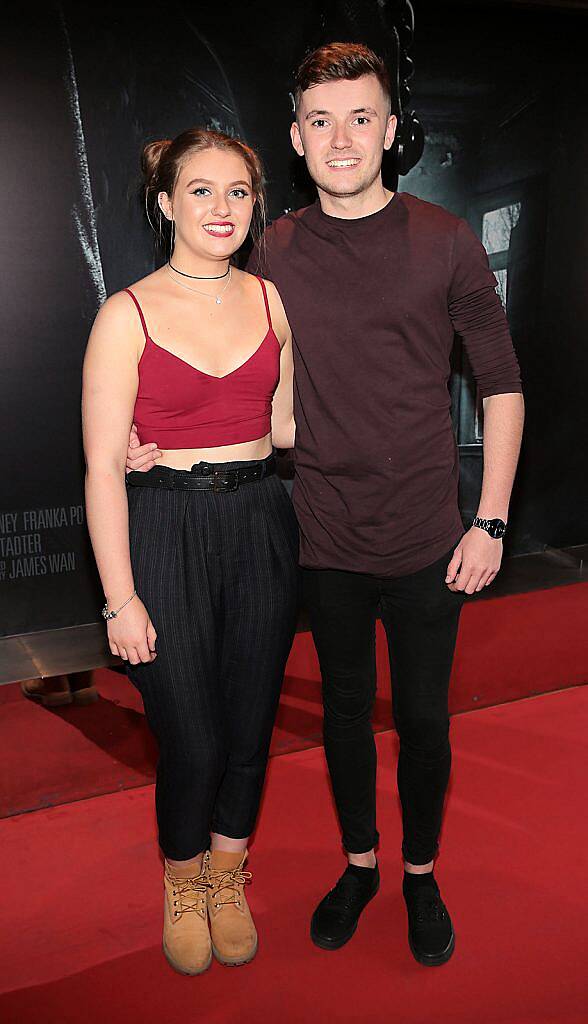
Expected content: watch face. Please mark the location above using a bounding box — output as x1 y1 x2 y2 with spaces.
488 519 506 539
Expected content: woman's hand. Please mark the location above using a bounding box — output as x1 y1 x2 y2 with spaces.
107 596 157 664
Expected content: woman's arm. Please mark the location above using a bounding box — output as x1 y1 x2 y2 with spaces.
266 281 295 449
82 292 156 664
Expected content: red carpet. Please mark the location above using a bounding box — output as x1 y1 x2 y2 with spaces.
2 582 587 820
0 687 586 1024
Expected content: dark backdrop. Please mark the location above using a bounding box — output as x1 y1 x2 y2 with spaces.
1 0 586 639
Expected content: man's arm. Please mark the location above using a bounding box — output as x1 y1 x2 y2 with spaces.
126 426 161 473
446 392 524 593
476 393 525 524
446 218 524 594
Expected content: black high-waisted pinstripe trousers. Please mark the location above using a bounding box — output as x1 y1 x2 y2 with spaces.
125 459 300 860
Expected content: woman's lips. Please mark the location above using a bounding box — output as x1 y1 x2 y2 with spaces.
203 222 235 236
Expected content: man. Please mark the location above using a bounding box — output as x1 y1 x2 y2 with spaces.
128 43 524 965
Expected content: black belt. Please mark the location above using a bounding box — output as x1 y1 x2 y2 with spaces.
126 456 276 493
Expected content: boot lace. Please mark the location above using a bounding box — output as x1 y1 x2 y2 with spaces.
208 867 252 910
167 870 209 918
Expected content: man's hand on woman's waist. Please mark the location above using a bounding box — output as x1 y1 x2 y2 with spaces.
126 422 162 473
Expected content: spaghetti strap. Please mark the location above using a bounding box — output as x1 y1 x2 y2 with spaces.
124 288 149 341
257 276 272 330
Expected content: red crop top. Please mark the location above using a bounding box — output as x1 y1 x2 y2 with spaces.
125 277 280 449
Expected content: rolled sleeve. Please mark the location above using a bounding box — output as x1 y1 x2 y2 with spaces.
449 219 522 399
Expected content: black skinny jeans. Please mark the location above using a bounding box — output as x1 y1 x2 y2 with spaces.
302 548 465 864
126 461 300 860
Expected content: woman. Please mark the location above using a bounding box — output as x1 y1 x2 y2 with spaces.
82 129 299 975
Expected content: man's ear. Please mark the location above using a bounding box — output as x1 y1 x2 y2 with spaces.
383 114 398 152
290 121 305 157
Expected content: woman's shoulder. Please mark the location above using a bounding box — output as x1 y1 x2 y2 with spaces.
112 268 163 305
97 269 163 326
91 292 139 349
238 268 283 307
125 266 165 293
237 270 289 345
89 279 156 354
259 276 287 326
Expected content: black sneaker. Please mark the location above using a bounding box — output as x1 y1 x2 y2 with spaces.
310 863 380 950
403 875 455 966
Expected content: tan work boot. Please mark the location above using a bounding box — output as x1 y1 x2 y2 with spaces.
205 849 258 966
163 859 212 975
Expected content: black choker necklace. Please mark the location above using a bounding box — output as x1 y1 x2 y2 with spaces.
168 260 230 281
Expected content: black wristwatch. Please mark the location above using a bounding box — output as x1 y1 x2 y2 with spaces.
472 516 507 540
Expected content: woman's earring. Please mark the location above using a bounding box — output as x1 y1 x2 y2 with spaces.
169 219 176 260
157 207 163 248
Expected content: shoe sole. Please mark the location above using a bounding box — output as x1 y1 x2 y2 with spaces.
310 880 380 951
408 928 455 967
162 941 212 975
212 936 258 966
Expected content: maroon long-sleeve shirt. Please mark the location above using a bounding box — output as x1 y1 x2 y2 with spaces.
248 192 522 576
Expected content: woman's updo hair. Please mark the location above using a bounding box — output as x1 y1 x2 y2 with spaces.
142 128 267 250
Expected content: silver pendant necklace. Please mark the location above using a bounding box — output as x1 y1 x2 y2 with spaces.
166 265 232 304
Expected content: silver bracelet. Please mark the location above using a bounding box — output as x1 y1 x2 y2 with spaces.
102 589 137 621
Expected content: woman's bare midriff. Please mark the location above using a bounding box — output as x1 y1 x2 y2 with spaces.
157 432 273 470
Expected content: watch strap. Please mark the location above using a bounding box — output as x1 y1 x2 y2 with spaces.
472 516 506 538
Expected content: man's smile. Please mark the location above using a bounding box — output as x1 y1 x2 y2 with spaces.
326 158 361 168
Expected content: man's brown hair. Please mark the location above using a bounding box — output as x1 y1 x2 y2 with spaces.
293 42 392 115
